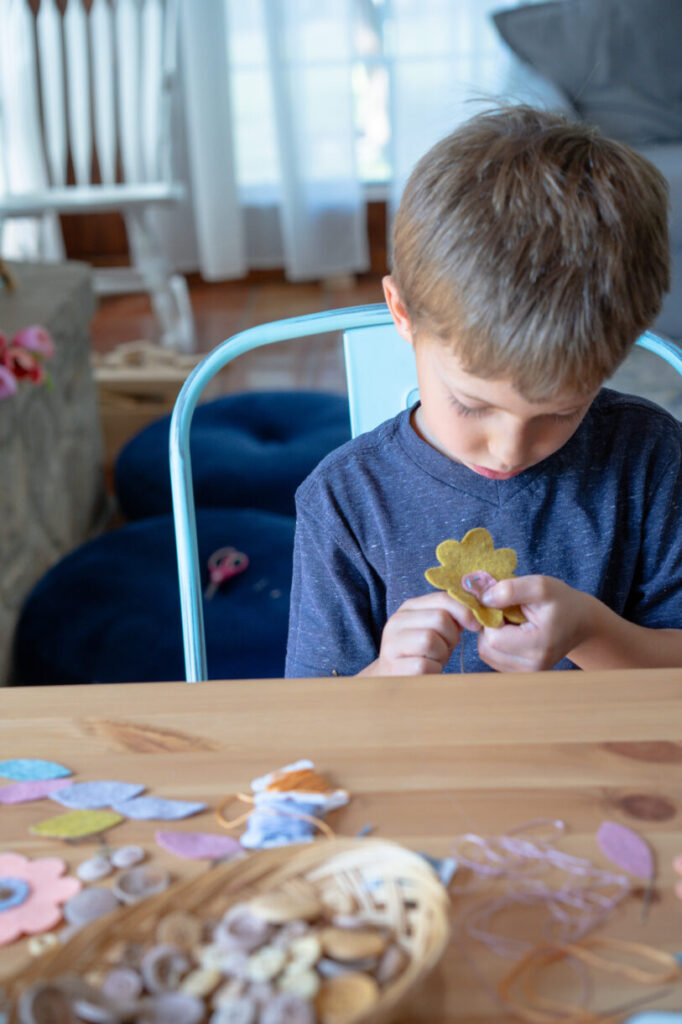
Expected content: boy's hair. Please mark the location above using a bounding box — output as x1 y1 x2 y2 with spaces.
392 105 670 399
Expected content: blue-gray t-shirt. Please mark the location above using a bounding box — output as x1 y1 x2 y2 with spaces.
285 389 682 676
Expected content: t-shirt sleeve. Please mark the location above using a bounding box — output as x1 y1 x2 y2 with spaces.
285 482 384 678
625 426 682 628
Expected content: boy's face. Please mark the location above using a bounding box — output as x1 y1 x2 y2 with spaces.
383 276 597 478
410 339 595 478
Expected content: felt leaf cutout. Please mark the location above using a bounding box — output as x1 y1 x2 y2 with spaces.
155 830 244 860
596 821 655 879
425 527 526 627
0 758 71 781
113 796 206 820
50 780 145 810
0 778 74 804
30 809 124 839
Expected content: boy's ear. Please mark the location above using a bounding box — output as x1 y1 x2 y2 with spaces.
382 275 415 348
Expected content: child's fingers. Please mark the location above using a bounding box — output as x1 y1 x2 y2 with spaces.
402 591 482 632
480 575 553 609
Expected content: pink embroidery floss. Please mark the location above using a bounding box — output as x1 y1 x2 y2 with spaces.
450 820 631 958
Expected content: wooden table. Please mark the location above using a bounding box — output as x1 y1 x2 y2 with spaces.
1 670 682 1021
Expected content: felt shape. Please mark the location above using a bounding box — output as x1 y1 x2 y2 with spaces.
0 778 74 803
0 853 81 945
29 809 124 839
596 821 655 879
425 527 526 627
112 796 206 820
0 758 71 781
0 877 30 911
50 780 145 809
155 830 243 860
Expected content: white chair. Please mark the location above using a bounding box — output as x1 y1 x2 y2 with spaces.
169 303 682 681
0 0 194 352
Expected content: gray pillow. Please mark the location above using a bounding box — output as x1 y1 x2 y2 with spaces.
492 0 682 145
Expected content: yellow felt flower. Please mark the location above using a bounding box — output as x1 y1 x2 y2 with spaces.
425 527 526 628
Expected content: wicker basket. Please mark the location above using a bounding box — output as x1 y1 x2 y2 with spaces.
5 838 452 1023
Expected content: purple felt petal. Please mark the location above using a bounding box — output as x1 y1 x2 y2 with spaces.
50 781 145 810
0 759 71 781
0 778 74 804
112 796 206 821
155 830 243 860
596 821 654 878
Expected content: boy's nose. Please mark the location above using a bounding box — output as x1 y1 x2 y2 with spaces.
488 429 529 470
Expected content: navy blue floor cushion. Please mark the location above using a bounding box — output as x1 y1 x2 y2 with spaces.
13 508 295 685
115 390 350 521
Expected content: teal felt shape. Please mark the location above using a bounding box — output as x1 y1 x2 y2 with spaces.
0 759 71 781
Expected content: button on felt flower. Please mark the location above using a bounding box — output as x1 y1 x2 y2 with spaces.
0 852 81 945
425 527 526 627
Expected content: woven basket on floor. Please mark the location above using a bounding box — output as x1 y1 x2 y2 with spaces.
6 837 452 1023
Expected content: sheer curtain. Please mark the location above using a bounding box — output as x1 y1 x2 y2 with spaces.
178 0 369 281
182 0 541 281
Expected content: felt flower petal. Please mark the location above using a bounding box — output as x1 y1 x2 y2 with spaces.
155 830 243 860
50 780 145 809
596 821 654 879
113 796 206 820
0 778 74 803
0 759 71 781
0 854 81 946
425 527 526 627
30 809 124 838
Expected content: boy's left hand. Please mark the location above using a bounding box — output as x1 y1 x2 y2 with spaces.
476 575 592 672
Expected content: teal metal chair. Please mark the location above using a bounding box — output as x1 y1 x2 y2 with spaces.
169 304 682 682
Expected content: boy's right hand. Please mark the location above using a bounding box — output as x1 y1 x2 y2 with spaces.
358 592 482 676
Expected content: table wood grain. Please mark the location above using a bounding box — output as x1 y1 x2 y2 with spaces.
1 670 682 1021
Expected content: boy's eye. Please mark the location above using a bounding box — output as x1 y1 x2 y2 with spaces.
450 397 488 417
547 408 583 423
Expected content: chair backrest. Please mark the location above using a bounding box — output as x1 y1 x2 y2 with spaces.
170 303 682 682
0 0 181 223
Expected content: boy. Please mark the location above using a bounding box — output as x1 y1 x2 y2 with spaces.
285 105 682 677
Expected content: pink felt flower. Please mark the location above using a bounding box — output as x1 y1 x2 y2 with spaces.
0 852 81 945
12 325 55 360
0 364 18 399
2 345 45 384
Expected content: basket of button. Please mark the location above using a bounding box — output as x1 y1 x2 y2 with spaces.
5 837 451 1023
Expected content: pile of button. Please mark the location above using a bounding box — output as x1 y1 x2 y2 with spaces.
16 881 410 1024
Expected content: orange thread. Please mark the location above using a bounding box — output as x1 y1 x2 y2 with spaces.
265 768 342 795
497 937 680 1024
216 792 336 841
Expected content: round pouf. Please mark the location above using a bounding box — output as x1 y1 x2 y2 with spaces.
115 390 350 521
13 509 295 685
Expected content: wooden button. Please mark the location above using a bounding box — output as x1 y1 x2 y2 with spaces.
248 884 322 924
286 934 321 969
319 927 387 961
156 911 203 950
375 943 408 985
315 972 380 1024
246 945 287 982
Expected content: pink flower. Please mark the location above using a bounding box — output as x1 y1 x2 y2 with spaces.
0 332 7 359
0 852 81 945
2 345 45 384
0 364 17 399
12 325 55 359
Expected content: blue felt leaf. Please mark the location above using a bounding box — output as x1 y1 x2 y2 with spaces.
112 796 206 820
50 781 145 810
0 759 71 781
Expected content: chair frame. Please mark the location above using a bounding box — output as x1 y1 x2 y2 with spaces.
169 304 682 682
